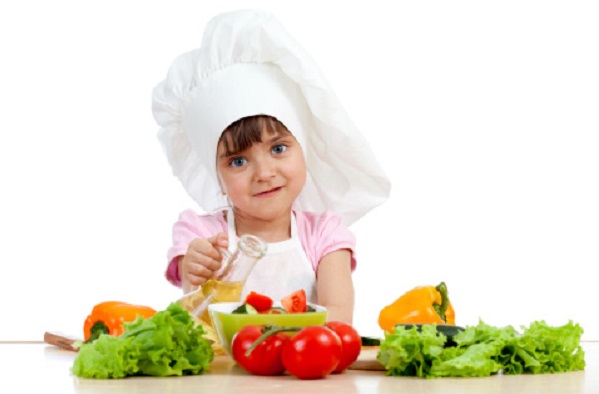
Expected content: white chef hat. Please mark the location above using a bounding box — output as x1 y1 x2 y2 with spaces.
152 9 390 226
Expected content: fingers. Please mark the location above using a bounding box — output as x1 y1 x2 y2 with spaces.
188 239 222 269
184 259 214 286
208 232 229 250
180 233 230 287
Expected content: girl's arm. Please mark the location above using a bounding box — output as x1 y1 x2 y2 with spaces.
316 249 354 324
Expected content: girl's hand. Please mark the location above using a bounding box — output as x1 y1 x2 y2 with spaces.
180 232 229 293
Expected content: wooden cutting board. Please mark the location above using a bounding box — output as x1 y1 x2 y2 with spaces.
348 347 385 371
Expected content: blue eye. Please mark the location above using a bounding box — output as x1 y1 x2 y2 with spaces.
272 144 287 154
230 157 247 168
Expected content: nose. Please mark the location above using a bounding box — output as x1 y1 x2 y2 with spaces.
253 156 276 181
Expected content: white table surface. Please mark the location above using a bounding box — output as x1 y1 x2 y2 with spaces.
1 341 597 393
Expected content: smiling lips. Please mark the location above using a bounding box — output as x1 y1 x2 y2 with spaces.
254 186 282 197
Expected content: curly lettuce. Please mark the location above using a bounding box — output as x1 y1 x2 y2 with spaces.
378 320 585 378
72 302 214 379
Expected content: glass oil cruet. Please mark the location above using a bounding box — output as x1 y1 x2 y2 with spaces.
177 234 268 349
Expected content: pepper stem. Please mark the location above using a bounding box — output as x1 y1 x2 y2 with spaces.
85 321 109 343
245 324 303 357
434 282 450 323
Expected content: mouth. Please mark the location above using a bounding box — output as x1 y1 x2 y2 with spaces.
254 186 282 197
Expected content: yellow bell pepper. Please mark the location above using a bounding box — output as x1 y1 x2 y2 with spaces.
378 282 456 333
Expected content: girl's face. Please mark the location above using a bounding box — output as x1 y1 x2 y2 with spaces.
216 126 306 222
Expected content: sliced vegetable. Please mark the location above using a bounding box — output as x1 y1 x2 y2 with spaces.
232 304 258 314
281 289 307 313
360 336 381 347
260 307 287 314
244 291 274 312
231 289 314 315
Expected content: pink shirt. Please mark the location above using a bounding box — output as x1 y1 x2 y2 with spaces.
165 209 357 287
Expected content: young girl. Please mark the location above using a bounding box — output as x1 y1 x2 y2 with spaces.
152 10 390 323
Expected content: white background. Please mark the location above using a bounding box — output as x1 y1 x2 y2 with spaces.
1 1 597 341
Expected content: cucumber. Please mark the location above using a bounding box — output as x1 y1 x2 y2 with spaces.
231 304 258 314
361 336 381 346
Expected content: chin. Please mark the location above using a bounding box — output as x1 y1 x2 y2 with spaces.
254 205 293 220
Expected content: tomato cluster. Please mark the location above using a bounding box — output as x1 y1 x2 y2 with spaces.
232 321 361 379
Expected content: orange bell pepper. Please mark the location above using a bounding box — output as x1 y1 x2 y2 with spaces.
83 301 156 342
378 282 455 333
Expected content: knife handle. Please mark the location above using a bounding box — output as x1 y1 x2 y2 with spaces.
44 331 80 352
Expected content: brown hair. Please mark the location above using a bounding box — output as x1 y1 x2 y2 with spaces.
219 115 290 156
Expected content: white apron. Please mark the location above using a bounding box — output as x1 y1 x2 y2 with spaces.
226 209 317 303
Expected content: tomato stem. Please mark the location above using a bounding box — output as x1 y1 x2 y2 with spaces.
245 324 303 357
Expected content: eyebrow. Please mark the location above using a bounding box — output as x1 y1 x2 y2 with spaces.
218 132 291 159
264 133 289 144
218 149 234 160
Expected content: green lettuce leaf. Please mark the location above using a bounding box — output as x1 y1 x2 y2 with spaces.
502 320 586 374
72 302 214 379
71 334 134 379
377 320 585 378
378 324 446 377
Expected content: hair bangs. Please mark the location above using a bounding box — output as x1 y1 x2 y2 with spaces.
220 115 290 155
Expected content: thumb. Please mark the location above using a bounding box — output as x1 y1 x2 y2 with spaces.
208 232 229 249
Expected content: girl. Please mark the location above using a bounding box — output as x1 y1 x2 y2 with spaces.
152 10 390 323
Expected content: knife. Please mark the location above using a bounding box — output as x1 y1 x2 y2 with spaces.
43 331 79 352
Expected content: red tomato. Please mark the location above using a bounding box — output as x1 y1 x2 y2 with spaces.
326 321 362 373
281 289 307 313
282 325 342 379
244 291 273 312
231 325 290 376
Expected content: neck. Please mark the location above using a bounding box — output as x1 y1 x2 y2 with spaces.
231 209 292 243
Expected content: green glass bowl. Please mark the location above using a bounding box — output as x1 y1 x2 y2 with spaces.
208 302 328 355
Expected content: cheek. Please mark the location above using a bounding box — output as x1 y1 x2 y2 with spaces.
298 154 307 180
220 176 240 196
297 167 307 186
217 169 240 196
217 170 229 194
220 175 253 206
290 160 307 188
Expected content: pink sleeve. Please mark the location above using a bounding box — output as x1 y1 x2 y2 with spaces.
165 210 227 287
294 210 357 273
